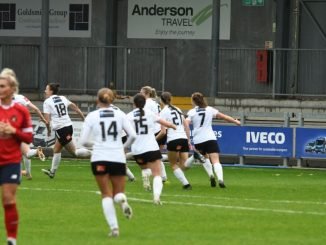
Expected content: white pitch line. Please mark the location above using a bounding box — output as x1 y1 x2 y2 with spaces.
20 187 326 216
129 192 326 206
128 197 326 216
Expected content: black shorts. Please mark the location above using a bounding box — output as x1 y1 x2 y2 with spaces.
0 163 21 185
133 150 162 165
155 131 167 146
167 138 189 152
121 135 127 144
195 140 220 155
55 125 73 146
91 161 126 176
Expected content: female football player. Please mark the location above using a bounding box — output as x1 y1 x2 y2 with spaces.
0 74 33 245
127 93 176 204
186 92 240 188
41 83 90 178
80 88 136 237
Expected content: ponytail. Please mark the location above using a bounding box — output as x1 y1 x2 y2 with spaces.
161 91 184 118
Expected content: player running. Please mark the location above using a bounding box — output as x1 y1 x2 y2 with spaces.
185 92 240 188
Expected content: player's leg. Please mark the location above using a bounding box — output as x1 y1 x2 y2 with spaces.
94 173 119 237
42 139 63 178
209 152 226 188
1 164 21 244
111 163 133 220
148 159 163 205
168 150 191 189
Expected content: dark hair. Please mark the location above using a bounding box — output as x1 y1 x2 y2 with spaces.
191 92 207 108
133 93 146 117
48 83 60 95
161 91 183 118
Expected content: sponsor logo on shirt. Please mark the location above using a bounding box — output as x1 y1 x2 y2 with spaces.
11 115 17 122
53 96 62 103
100 110 114 118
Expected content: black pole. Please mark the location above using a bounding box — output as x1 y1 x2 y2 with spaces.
275 0 290 95
40 0 49 94
210 0 220 97
106 0 117 89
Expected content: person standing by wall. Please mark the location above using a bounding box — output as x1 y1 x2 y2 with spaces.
0 74 33 245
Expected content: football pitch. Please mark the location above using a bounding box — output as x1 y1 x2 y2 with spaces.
1 159 326 245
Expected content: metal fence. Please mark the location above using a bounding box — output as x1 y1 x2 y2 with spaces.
218 48 326 99
1 45 326 98
0 45 166 95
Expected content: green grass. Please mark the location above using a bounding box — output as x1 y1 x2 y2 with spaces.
1 159 326 244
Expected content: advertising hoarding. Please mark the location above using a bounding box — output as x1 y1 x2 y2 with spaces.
127 0 231 40
0 0 92 37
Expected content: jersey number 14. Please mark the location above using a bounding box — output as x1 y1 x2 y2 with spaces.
100 121 118 141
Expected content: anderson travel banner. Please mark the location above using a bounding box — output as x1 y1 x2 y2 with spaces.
127 0 231 40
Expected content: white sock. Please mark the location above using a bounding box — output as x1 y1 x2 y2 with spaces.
160 161 167 180
26 149 37 158
173 168 189 185
185 156 194 168
75 148 91 157
141 168 152 178
102 197 118 230
113 192 127 204
126 167 135 180
51 153 61 172
153 176 163 201
213 162 224 181
202 159 214 177
23 155 31 174
161 154 168 161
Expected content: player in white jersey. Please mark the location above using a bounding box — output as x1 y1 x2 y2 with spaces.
110 103 135 182
127 93 176 204
79 88 136 237
185 92 240 188
160 92 193 190
140 86 169 183
41 83 91 179
0 68 47 180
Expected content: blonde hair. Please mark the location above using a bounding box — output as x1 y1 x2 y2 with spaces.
140 86 152 97
150 87 157 98
97 88 114 104
0 68 16 77
0 68 19 93
0 74 19 91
